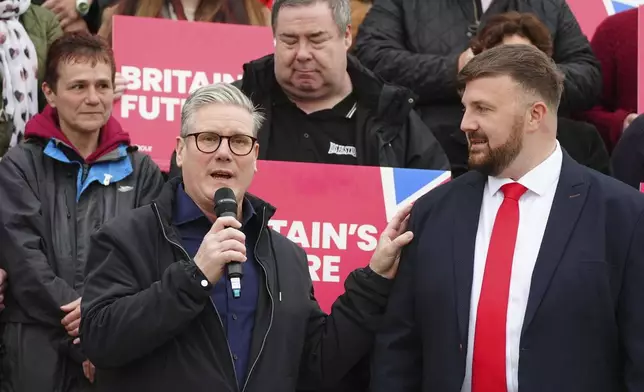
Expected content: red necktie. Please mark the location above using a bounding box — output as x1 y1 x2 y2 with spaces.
472 182 528 392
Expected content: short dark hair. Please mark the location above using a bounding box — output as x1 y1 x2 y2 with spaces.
470 11 553 57
44 32 115 92
458 44 564 110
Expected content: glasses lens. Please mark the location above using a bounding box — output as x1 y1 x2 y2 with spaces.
229 135 254 156
196 133 220 153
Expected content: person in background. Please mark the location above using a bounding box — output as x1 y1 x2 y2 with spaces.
581 7 638 152
353 0 601 177
611 114 644 190
470 11 610 175
0 0 62 158
372 44 644 392
0 32 164 391
98 0 270 40
169 0 449 179
79 82 412 392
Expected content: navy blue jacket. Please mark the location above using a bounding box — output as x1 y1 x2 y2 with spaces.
372 151 644 392
612 114 644 189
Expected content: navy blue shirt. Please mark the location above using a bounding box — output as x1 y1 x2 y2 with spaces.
173 184 260 387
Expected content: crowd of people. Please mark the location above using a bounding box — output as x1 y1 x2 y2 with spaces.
0 0 641 391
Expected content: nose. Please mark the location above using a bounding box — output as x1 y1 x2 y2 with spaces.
460 109 478 134
213 137 234 162
85 86 100 105
295 42 313 62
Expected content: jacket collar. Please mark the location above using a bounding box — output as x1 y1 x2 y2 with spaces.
154 176 277 229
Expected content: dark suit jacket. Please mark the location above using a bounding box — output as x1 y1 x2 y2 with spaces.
372 152 644 392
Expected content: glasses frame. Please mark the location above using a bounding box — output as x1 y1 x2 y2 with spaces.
186 132 258 156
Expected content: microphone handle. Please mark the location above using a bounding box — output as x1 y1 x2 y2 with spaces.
219 213 244 298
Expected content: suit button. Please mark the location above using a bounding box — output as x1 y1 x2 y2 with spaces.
232 314 238 321
233 354 238 361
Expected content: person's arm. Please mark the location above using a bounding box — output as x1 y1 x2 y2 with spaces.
581 16 631 147
0 152 79 326
44 6 63 44
621 209 644 390
295 265 393 390
297 204 413 389
552 0 602 113
352 0 461 104
370 205 422 392
80 224 212 368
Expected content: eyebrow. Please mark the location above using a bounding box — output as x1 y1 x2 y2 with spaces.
68 78 112 84
464 99 494 108
279 31 327 39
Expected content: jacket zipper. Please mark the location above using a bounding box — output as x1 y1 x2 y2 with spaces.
241 205 275 392
152 203 241 391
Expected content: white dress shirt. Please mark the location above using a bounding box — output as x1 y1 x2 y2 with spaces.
481 0 493 13
461 142 563 392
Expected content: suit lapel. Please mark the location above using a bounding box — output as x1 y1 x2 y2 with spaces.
453 172 486 343
521 153 589 337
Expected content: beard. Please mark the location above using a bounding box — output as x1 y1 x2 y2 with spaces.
467 116 524 177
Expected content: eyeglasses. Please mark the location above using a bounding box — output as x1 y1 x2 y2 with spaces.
187 132 257 156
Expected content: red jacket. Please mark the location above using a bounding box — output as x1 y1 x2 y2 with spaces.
581 8 638 151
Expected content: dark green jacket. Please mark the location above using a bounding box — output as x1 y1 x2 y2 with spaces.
0 5 62 157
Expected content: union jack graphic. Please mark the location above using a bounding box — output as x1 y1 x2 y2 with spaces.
380 168 451 221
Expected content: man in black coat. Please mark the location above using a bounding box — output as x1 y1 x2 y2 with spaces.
168 0 448 179
79 82 414 392
354 0 601 177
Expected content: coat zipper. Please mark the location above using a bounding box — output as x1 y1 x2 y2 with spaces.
152 203 240 391
241 205 275 392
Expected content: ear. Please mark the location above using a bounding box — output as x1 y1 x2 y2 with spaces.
42 82 56 108
527 101 548 132
344 25 352 50
253 143 259 172
175 136 186 168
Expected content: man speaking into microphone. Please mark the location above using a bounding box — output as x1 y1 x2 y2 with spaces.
79 82 414 392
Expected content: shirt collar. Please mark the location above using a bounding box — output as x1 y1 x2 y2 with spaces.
487 141 562 198
173 183 256 226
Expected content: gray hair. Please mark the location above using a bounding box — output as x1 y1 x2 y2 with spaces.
180 83 264 137
271 0 351 34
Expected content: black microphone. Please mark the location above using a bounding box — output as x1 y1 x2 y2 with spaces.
214 187 243 299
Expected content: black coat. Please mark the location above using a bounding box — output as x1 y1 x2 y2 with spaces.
611 114 644 189
0 139 164 391
557 117 610 175
354 0 602 176
79 177 393 392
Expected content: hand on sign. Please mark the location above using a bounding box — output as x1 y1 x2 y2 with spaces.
61 297 81 338
368 203 414 280
114 72 128 101
193 216 247 284
0 268 7 310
